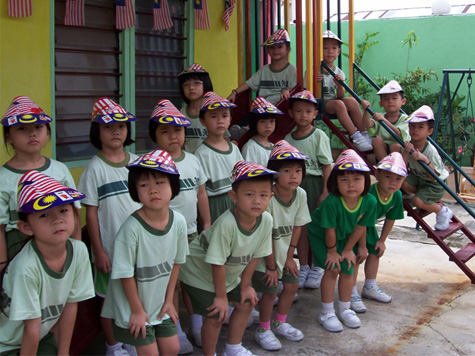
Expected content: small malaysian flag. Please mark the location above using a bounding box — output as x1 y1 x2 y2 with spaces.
116 0 135 29
222 0 236 31
7 0 32 17
153 0 173 30
64 0 85 27
194 0 210 30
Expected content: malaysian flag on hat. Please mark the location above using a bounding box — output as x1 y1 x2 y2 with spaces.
64 0 85 27
150 99 191 126
153 0 173 30
92 97 137 123
194 0 210 30
375 152 408 177
7 0 32 17
200 91 237 112
406 105 435 123
127 149 179 175
263 28 290 46
334 149 371 172
290 90 318 105
2 96 52 127
177 63 208 77
269 140 309 161
116 0 135 29
17 171 85 213
232 161 279 183
222 0 236 31
250 97 284 115
377 80 403 95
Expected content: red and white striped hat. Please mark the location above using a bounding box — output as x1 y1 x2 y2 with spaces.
377 80 403 95
177 63 208 78
375 152 408 177
289 90 319 105
263 28 290 46
2 96 52 127
127 149 179 176
232 160 279 183
269 140 309 161
334 149 371 172
92 97 137 124
150 99 191 126
200 91 237 112
406 105 434 123
17 171 85 213
250 97 284 115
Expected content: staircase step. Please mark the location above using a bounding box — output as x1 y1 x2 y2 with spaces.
451 243 475 263
432 222 464 240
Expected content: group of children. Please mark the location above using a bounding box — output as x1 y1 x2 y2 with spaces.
0 27 454 356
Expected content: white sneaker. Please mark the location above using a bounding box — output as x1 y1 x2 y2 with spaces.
318 312 343 332
298 265 310 288
254 328 282 351
273 321 304 342
250 308 260 324
353 135 373 152
362 285 392 303
191 328 202 347
178 332 193 355
122 344 137 356
223 345 256 356
434 207 454 231
224 305 234 325
106 346 130 356
350 293 367 313
305 266 324 289
338 309 361 328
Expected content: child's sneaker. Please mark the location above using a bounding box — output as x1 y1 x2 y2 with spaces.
434 207 454 231
223 345 256 356
250 308 260 324
272 321 304 342
318 312 343 332
178 332 193 354
298 265 310 288
254 328 282 351
305 266 324 289
338 309 361 328
106 346 129 356
362 284 392 303
190 328 202 347
353 135 373 152
350 293 367 313
122 344 137 356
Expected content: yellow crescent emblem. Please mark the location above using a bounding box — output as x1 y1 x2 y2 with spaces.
276 153 291 160
18 114 37 124
208 103 221 110
266 107 277 113
33 195 56 211
247 170 264 177
338 163 354 170
113 113 128 121
158 116 175 124
139 160 159 168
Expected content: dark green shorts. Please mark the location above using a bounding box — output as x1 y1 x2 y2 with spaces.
310 236 354 275
6 229 29 260
405 173 445 204
94 267 110 297
0 332 57 356
112 318 177 346
208 193 233 223
300 175 324 214
252 270 299 294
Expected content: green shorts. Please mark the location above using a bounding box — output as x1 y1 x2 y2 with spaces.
353 241 379 256
310 235 354 275
94 267 110 297
112 318 177 346
181 283 246 319
300 175 324 214
252 270 299 294
405 173 445 204
208 193 233 223
0 332 57 356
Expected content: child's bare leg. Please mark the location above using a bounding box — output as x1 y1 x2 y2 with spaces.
352 263 360 287
321 270 339 303
259 292 277 323
389 143 403 154
276 282 299 316
411 196 442 214
297 226 309 267
402 181 417 194
100 299 121 348
201 318 222 356
343 97 365 132
173 279 180 312
135 342 159 356
227 302 252 344
372 137 389 161
325 100 358 136
364 254 380 280
338 273 354 303
157 335 180 356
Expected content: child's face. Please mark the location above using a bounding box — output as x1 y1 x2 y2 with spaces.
99 122 127 150
289 101 317 128
256 117 276 139
379 93 406 114
322 39 341 65
337 172 365 200
267 44 290 61
200 108 231 137
136 172 172 212
276 162 303 192
229 179 273 220
154 124 185 156
5 124 49 154
182 78 204 101
376 170 405 197
408 122 433 142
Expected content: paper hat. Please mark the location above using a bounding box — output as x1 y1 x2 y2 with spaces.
289 90 319 105
17 171 85 213
150 100 191 126
200 91 237 112
334 149 371 172
406 105 435 123
263 28 290 46
377 80 403 95
177 63 208 78
232 160 279 183
2 96 52 127
323 30 342 44
92 97 137 124
269 140 309 161
127 149 179 175
375 152 408 177
250 97 284 115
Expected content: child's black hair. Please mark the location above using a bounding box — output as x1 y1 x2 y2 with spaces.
128 167 180 202
231 174 274 192
3 123 52 153
178 73 214 105
288 98 318 111
327 169 371 197
248 113 278 138
267 159 306 180
89 122 134 150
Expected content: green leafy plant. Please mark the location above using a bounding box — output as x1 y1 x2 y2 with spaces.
402 30 419 73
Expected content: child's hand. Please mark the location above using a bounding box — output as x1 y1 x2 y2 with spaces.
262 269 278 288
356 246 368 264
334 75 343 86
324 251 341 271
374 240 386 257
361 100 371 110
373 113 384 122
206 296 229 323
281 89 291 100
237 285 259 308
340 249 357 271
95 251 111 274
128 309 149 340
158 301 178 325
411 148 428 163
316 72 323 82
404 141 413 154
227 91 237 103
284 257 299 278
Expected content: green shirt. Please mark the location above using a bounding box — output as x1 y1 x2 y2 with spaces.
367 113 410 146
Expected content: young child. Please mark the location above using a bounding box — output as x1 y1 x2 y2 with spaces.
101 150 189 356
361 80 410 161
308 149 376 332
195 92 243 223
0 96 80 266
252 140 311 351
350 152 407 313
148 99 211 352
284 90 333 290
177 63 214 153
241 97 282 166
78 97 142 356
228 28 296 105
402 105 453 231
319 30 372 152
178 160 276 356
0 171 94 355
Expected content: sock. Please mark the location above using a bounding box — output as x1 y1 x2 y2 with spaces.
352 285 358 295
176 319 184 335
365 279 377 289
351 131 362 140
321 301 334 314
338 300 351 313
274 313 287 326
437 206 448 215
106 342 123 351
190 314 203 332
300 265 309 271
224 342 242 356
259 320 271 331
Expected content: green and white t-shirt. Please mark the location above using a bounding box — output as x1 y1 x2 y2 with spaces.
102 210 189 329
406 141 449 182
284 127 333 176
322 66 345 101
181 107 206 154
256 187 311 277
170 151 207 235
77 152 141 259
0 239 94 353
179 208 273 292
367 113 410 146
195 142 243 197
241 138 273 167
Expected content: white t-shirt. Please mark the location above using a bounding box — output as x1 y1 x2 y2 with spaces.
241 138 273 167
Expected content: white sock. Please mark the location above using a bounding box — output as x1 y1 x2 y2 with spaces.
351 131 362 140
224 342 242 356
365 279 377 289
300 265 310 271
106 342 123 351
176 319 184 335
190 314 203 331
437 206 448 215
338 300 351 313
321 301 334 314
352 285 358 295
